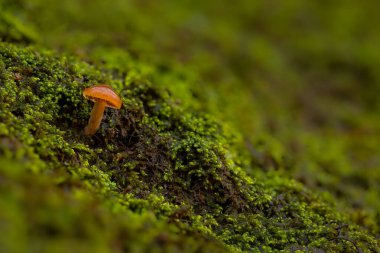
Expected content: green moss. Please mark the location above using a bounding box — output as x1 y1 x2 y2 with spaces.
0 41 378 252
0 158 227 253
1 0 380 252
0 7 39 44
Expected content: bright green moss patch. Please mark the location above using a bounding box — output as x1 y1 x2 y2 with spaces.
1 42 379 252
0 158 227 253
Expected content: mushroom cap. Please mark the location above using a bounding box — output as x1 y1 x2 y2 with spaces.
83 84 122 109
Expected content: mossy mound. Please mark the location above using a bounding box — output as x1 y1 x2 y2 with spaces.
1 0 380 252
0 158 227 253
1 42 379 252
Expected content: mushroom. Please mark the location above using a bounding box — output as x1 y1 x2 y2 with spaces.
83 84 122 135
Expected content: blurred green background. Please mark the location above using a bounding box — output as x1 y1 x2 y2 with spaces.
1 0 380 238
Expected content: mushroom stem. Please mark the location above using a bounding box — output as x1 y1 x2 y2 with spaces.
85 100 107 135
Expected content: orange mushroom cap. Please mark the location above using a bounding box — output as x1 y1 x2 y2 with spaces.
83 84 122 109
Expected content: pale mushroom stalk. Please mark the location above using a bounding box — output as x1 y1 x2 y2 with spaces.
85 100 107 135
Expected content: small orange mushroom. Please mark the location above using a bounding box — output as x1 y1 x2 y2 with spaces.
83 84 122 135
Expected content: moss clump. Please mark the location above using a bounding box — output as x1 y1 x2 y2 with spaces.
0 158 227 253
1 42 379 252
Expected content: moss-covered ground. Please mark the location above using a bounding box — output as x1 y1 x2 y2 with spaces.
1 0 379 252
